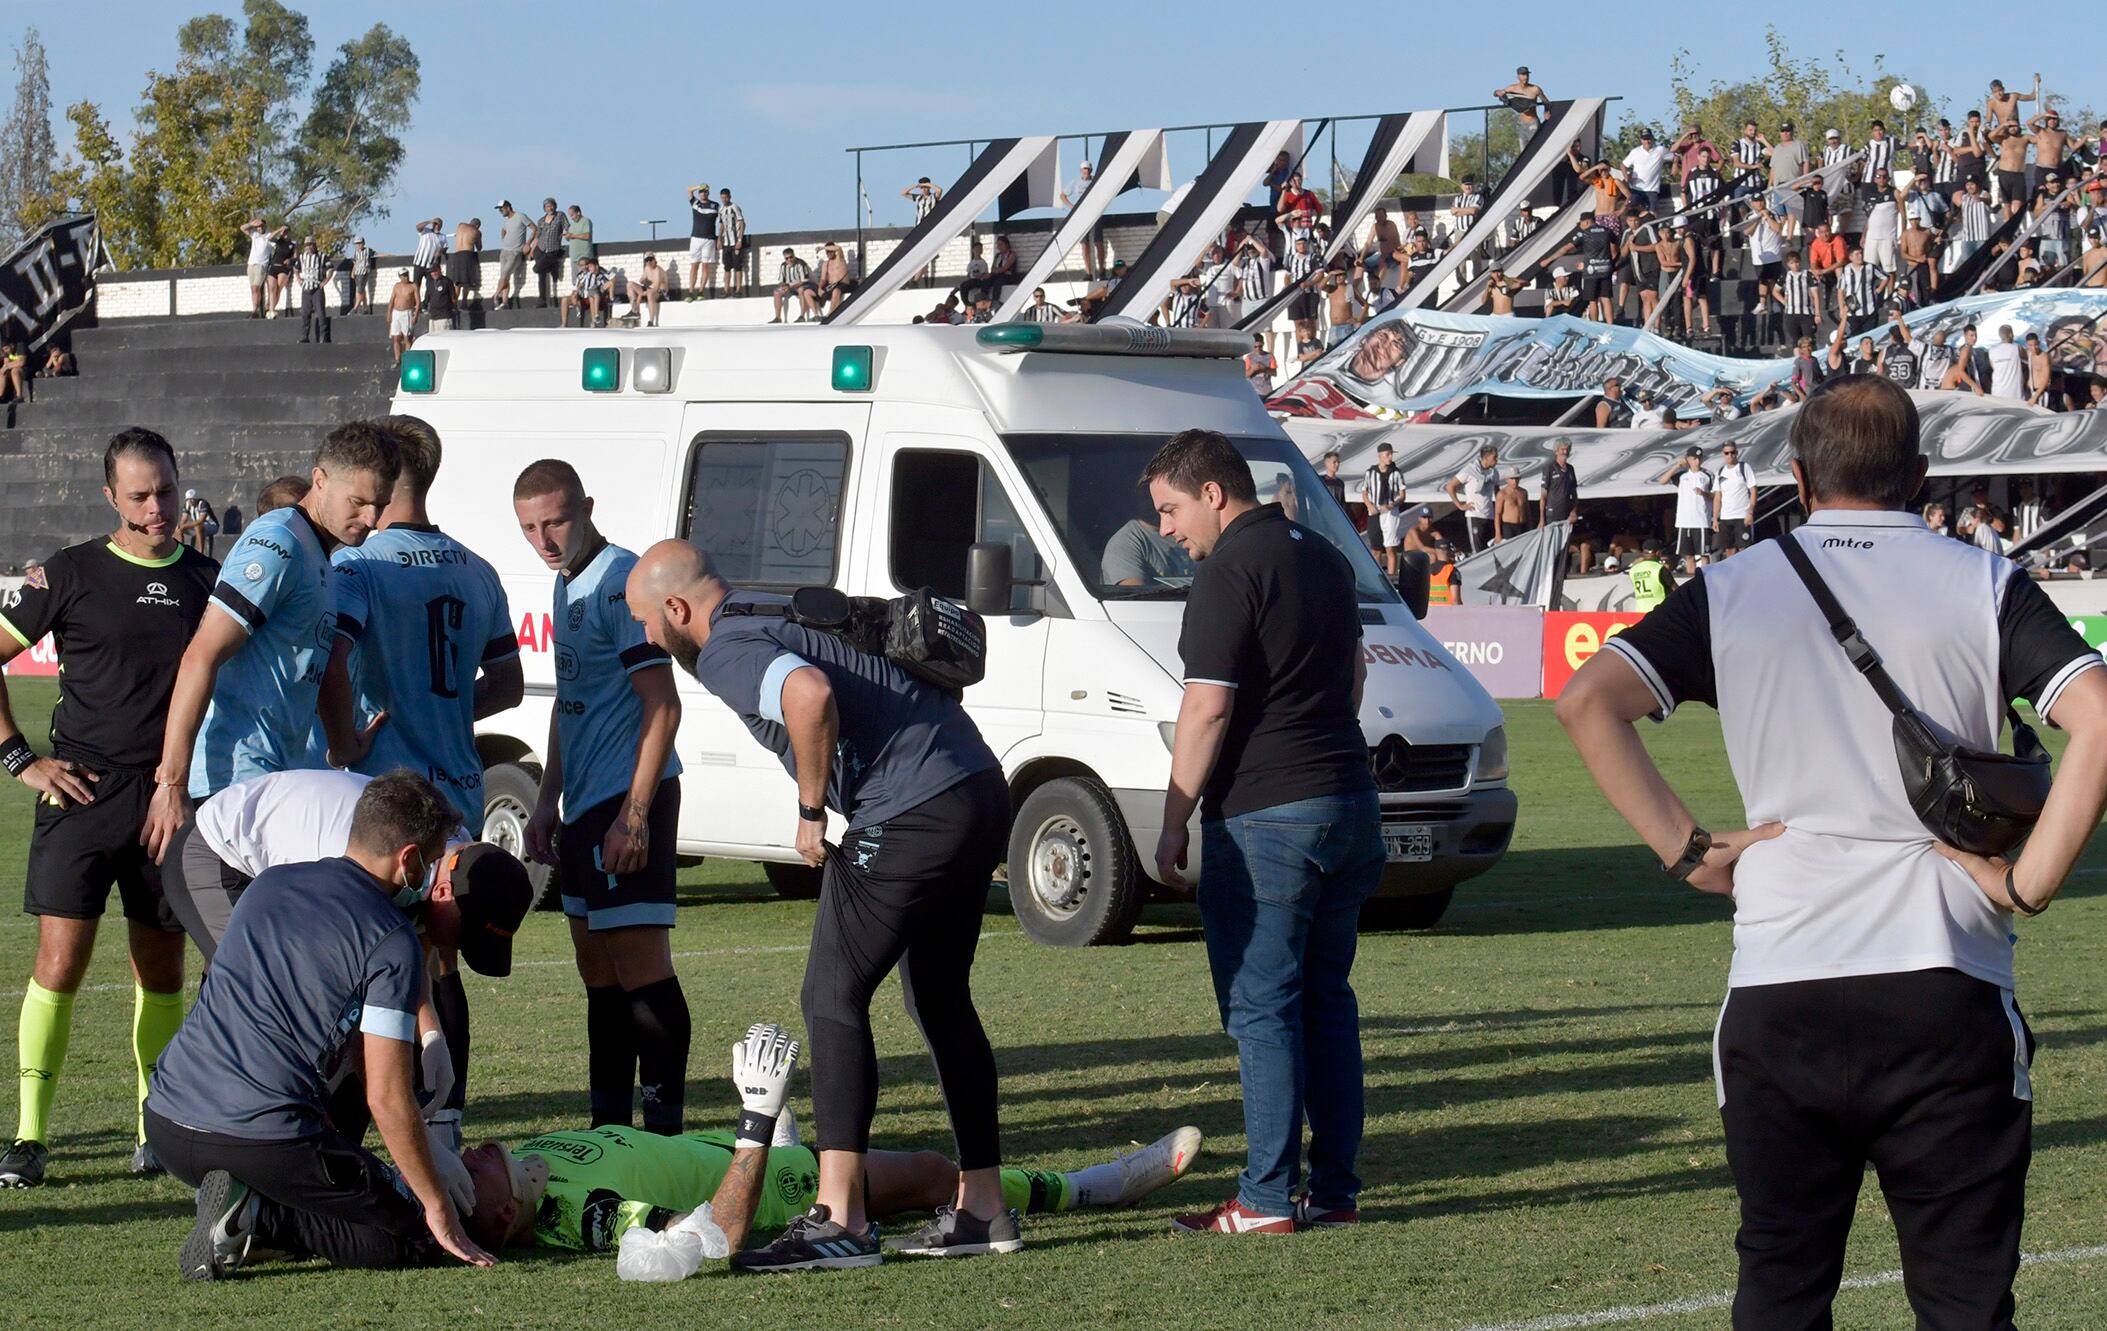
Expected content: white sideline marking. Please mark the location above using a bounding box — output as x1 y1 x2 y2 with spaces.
1452 1244 2107 1331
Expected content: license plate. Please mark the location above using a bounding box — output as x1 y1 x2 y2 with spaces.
1383 825 1434 863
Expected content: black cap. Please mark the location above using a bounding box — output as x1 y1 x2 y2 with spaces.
1780 120 1796 132
1684 444 1702 458
448 843 531 977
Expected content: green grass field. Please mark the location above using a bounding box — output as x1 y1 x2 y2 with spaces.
1 678 2102 1329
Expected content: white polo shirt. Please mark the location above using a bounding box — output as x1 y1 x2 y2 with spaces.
1606 509 2101 991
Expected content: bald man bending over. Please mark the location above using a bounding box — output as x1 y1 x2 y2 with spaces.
626 541 1017 1269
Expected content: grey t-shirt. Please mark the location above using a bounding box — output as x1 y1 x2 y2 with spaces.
147 858 423 1140
500 213 532 253
1101 519 1197 585
688 593 1000 828
1770 139 1810 184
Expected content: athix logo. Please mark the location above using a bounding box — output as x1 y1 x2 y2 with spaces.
135 580 181 607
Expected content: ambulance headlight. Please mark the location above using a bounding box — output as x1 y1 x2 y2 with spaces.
1476 726 1509 783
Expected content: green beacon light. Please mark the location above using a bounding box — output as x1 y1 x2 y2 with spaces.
398 349 435 393
831 344 874 392
581 347 621 392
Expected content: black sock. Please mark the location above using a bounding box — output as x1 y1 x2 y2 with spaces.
430 971 470 1114
586 984 636 1127
627 976 691 1135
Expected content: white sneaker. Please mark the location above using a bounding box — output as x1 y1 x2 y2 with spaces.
1083 1126 1205 1209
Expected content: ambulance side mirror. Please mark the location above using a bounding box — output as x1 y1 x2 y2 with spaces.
965 542 1015 617
1396 550 1432 620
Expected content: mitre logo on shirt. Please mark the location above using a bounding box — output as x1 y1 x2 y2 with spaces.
1819 537 1875 550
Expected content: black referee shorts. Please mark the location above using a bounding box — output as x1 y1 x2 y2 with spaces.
1716 969 2032 1330
24 768 179 930
557 778 681 931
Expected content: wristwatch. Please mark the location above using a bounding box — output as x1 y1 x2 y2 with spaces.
797 803 826 823
1663 826 1713 881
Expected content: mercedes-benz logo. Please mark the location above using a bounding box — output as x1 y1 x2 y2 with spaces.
1370 736 1414 791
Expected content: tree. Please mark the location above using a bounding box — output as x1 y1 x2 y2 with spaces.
0 27 55 249
1606 30 1935 170
47 1 418 267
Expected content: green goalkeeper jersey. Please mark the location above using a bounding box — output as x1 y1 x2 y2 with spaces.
514 1126 819 1251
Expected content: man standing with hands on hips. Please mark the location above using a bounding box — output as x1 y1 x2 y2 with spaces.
510 461 688 1138
1558 376 2107 1327
623 539 1015 1270
1146 430 1383 1235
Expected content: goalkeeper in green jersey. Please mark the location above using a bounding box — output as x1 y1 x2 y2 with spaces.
454 1024 1203 1266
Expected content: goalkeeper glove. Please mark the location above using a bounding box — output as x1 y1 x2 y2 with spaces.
731 1022 800 1148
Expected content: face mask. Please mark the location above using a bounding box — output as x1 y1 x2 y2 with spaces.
394 848 439 909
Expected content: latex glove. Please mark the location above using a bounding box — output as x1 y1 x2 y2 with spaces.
731 1023 800 1147
419 1030 455 1114
428 1125 477 1217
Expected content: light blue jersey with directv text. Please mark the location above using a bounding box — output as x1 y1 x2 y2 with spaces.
191 507 335 798
554 541 679 822
329 525 519 832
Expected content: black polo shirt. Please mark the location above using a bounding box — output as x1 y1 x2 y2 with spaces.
1178 504 1373 820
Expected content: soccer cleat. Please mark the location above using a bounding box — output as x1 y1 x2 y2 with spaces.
1294 1196 1359 1229
1171 1199 1295 1235
1099 1126 1205 1209
883 1205 1023 1258
130 1140 166 1176
179 1171 256 1282
0 1139 49 1188
729 1206 880 1273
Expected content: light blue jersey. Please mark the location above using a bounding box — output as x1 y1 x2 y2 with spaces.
331 525 519 832
191 507 335 798
554 541 679 822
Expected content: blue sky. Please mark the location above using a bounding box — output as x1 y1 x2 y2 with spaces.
16 1 2088 245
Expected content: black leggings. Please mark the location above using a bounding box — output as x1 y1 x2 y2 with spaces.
145 1106 435 1270
801 768 1009 1168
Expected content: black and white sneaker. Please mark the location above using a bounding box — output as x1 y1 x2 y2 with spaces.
729 1205 880 1273
884 1205 1024 1258
0 1138 48 1187
130 1141 165 1176
179 1171 256 1282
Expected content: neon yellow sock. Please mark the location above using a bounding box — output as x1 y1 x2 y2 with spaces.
1001 1166 1071 1215
16 981 75 1145
132 986 185 1143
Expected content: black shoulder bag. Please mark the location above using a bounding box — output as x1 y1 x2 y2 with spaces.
720 586 986 699
1777 533 2050 856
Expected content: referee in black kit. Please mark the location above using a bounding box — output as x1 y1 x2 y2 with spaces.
1558 376 2107 1329
624 540 1015 1270
1 429 217 1188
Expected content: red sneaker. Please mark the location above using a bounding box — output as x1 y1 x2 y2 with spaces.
1171 1199 1295 1234
1294 1196 1359 1229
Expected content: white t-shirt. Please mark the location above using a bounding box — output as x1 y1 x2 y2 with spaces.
1716 462 1755 521
246 230 273 266
1986 342 2025 399
1674 467 1713 529
1748 218 1786 265
195 770 373 878
1622 144 1673 193
195 769 470 878
1865 199 1900 244
1632 406 1669 429
1453 465 1496 520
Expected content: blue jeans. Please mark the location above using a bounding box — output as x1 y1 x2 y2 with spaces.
1199 789 1385 1216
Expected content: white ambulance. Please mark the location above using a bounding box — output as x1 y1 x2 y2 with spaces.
398 322 1515 945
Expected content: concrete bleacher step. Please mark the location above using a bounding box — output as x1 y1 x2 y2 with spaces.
30 365 396 405
12 394 385 428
